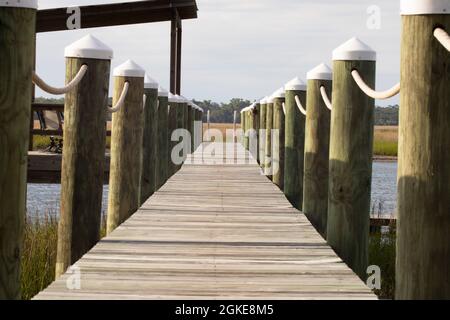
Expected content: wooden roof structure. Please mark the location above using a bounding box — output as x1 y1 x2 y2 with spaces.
36 0 198 94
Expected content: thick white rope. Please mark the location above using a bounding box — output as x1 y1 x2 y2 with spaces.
108 82 129 113
32 65 88 95
282 102 286 115
320 86 333 111
294 95 307 116
351 70 400 100
143 94 147 109
434 28 450 52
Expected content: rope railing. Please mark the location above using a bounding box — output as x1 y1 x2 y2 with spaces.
294 95 307 116
32 65 88 95
434 28 450 52
320 86 333 111
351 70 400 99
108 82 129 113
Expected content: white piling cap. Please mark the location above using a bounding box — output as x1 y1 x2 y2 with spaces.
401 0 450 15
307 63 333 80
65 34 114 60
113 60 145 78
272 87 286 99
175 95 186 103
168 93 178 103
158 86 169 97
332 37 376 61
267 95 275 103
0 0 38 8
284 77 307 91
144 74 158 89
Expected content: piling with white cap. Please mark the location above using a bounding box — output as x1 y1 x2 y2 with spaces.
397 0 450 300
283 77 307 209
0 0 38 300
327 37 376 280
302 64 333 237
107 60 145 235
174 95 187 168
156 86 169 188
253 101 261 163
259 97 268 170
56 34 114 278
272 88 286 190
264 95 276 178
140 74 160 205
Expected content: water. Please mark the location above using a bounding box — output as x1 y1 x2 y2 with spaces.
26 161 398 218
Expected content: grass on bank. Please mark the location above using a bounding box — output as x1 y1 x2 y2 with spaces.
21 212 107 300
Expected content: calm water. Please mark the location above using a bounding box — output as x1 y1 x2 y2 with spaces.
26 161 398 218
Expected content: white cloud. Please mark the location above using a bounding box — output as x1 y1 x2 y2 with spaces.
36 0 401 106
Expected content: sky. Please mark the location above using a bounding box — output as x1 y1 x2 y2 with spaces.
36 0 401 106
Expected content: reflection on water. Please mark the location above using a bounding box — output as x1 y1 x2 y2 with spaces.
27 161 398 218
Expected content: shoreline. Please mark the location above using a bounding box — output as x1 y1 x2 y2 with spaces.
373 155 398 162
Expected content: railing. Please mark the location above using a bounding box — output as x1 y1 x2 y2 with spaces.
240 2 450 300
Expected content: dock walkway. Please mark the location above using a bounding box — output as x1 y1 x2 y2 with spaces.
35 143 375 300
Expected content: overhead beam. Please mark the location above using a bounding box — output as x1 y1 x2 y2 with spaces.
37 0 197 33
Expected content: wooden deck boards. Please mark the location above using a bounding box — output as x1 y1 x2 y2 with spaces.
35 142 376 300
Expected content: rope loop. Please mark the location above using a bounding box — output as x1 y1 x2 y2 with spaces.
108 82 129 113
320 86 333 111
351 70 400 100
294 95 307 116
434 27 450 52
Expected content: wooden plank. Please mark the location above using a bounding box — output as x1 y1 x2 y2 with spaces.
35 142 376 300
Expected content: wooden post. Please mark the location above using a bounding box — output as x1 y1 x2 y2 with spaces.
397 2 450 299
272 89 286 190
264 97 274 179
244 108 251 150
56 35 113 277
240 109 245 145
156 87 169 189
259 97 268 171
188 103 195 153
0 1 37 299
303 64 333 237
284 78 307 209
233 110 237 143
254 103 261 163
107 60 145 234
207 110 211 142
175 95 185 169
168 93 178 176
139 75 159 205
327 38 376 280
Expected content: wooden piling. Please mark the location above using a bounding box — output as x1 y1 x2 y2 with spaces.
175 96 185 169
396 3 450 299
56 35 113 277
107 60 145 234
188 103 195 153
259 98 267 170
0 1 37 299
272 89 286 190
303 64 332 237
168 94 178 176
139 75 159 205
264 98 274 178
156 87 169 189
327 38 376 280
283 78 307 208
254 103 261 163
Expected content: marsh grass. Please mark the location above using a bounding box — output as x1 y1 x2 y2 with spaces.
21 211 58 300
21 210 107 300
32 135 111 150
369 200 396 300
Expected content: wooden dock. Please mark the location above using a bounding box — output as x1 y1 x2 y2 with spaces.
35 143 375 300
